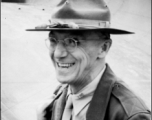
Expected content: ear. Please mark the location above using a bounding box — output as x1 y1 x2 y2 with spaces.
97 40 112 59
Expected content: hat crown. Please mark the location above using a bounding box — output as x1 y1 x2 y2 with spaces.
51 0 111 26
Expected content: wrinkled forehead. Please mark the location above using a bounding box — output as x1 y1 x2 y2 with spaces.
49 30 85 38
49 30 110 40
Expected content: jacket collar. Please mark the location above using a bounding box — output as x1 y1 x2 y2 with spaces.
51 84 68 120
86 64 117 120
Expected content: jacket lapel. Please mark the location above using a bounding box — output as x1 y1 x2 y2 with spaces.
51 85 68 120
86 64 117 120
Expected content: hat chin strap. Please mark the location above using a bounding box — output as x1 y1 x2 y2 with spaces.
51 18 111 28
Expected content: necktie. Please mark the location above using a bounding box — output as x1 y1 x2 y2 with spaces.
62 94 73 120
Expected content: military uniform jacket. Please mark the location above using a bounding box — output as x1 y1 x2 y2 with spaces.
43 64 151 120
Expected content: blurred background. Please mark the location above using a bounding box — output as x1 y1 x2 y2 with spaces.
1 0 151 120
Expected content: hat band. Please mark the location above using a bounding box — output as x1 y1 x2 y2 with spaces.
51 18 111 28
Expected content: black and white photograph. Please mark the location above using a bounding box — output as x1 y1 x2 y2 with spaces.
1 0 151 120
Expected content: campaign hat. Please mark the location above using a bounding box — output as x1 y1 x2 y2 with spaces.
26 0 134 34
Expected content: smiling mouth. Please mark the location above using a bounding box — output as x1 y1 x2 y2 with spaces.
57 63 75 68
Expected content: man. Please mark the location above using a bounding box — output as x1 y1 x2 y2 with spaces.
27 0 151 120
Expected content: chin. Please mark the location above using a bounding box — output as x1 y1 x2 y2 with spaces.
56 74 75 84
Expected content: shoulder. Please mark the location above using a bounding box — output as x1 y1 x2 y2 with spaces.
107 80 151 120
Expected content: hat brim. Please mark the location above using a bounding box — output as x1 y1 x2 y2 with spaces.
26 27 134 34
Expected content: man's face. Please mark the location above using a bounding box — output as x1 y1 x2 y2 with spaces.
49 31 105 85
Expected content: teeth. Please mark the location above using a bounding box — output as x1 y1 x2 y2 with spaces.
57 63 75 68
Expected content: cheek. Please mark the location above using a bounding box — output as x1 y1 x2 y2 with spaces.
49 51 55 64
78 46 99 72
73 47 90 71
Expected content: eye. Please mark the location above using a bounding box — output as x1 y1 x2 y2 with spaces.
72 37 82 45
64 38 77 47
49 37 57 46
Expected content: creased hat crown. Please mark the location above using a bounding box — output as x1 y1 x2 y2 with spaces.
51 0 111 28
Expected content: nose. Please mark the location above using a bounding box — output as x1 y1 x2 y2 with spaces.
54 42 68 59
